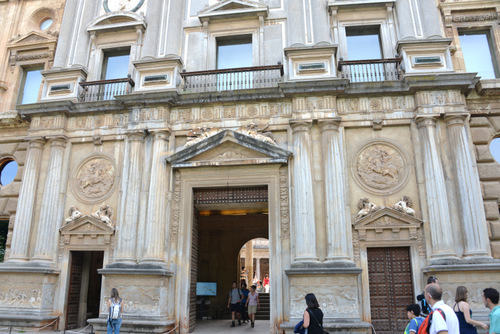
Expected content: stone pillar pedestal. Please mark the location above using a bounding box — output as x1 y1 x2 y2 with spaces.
319 118 353 264
141 130 171 265
290 120 318 262
115 132 145 264
32 137 68 263
8 138 46 262
445 115 491 258
416 116 457 261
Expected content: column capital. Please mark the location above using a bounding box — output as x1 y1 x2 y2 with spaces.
444 113 468 127
48 136 69 148
415 115 439 128
318 117 342 132
150 129 172 140
127 131 146 142
27 137 47 149
289 119 312 133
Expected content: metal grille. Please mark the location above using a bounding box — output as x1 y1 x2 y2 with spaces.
193 186 268 204
368 247 414 334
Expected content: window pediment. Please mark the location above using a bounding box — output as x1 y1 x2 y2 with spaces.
8 32 56 47
198 0 268 22
167 129 291 168
87 12 146 33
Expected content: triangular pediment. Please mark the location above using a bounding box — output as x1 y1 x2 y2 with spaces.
8 31 55 47
198 0 268 22
167 130 291 168
60 215 115 235
354 207 422 229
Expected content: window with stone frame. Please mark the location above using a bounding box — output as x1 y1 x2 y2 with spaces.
458 28 498 79
101 47 130 80
216 35 253 90
18 66 44 105
0 220 8 262
345 25 383 60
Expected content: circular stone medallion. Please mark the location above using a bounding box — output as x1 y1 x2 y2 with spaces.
72 155 117 203
353 140 409 195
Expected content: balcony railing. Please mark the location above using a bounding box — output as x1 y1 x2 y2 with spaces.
78 76 135 102
180 65 284 93
337 58 402 82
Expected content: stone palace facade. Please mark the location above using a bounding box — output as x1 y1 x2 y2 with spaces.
1 0 500 333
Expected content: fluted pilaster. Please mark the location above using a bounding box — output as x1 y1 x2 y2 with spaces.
290 120 318 262
416 116 457 259
115 132 145 263
319 119 352 262
141 130 171 263
8 138 46 262
32 137 68 263
445 115 490 258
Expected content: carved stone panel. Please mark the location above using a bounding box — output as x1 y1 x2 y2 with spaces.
352 140 410 195
71 154 118 204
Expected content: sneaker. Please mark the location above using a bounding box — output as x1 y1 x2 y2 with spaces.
251 321 254 328
238 319 242 326
231 321 235 327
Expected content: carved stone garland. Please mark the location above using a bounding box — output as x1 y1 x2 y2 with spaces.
170 171 181 243
279 166 290 235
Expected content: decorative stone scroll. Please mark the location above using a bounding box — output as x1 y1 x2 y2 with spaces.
72 154 117 203
352 140 410 195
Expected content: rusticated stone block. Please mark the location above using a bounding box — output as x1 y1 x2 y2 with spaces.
491 241 500 259
483 181 500 200
469 117 491 128
478 163 500 181
485 202 500 220
476 144 495 162
470 127 494 144
490 222 500 240
488 116 500 132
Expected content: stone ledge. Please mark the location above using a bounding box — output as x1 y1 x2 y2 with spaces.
423 260 500 272
285 262 362 275
99 263 173 276
0 264 60 274
88 317 175 334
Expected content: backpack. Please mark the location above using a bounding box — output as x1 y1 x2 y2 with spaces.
418 309 445 334
109 298 122 320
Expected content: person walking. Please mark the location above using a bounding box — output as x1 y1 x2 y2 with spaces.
483 288 500 334
453 286 487 333
245 285 260 328
240 282 250 323
227 281 242 327
404 304 425 334
107 288 125 334
302 293 324 334
424 283 460 334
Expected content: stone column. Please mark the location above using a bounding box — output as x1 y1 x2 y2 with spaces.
52 1 79 68
255 257 261 282
8 138 46 262
115 132 145 264
290 120 318 262
445 115 490 258
319 119 352 263
161 0 184 57
141 130 171 264
416 116 457 260
32 137 68 263
141 0 163 59
245 240 253 285
70 1 96 68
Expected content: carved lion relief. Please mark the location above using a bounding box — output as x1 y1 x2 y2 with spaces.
72 154 118 203
353 140 410 195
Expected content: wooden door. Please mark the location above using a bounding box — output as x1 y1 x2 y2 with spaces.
66 251 84 329
368 247 414 334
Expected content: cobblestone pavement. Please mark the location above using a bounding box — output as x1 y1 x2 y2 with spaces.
0 320 272 334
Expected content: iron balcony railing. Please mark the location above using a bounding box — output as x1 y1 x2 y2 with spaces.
337 57 403 82
180 65 284 93
78 76 135 102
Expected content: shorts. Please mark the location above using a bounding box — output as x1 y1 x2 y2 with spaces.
248 305 257 314
230 303 240 313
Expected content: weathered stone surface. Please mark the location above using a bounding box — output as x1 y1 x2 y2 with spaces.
470 127 495 145
469 117 492 128
490 222 500 240
484 201 500 220
483 181 500 200
478 163 500 181
476 144 495 162
491 241 500 258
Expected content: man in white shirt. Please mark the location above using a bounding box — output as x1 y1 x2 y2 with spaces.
424 283 460 334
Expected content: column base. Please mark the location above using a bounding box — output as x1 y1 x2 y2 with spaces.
324 258 356 268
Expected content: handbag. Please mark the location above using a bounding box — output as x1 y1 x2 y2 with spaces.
294 319 307 334
307 309 329 334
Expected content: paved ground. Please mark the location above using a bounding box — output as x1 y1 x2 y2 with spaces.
0 320 272 334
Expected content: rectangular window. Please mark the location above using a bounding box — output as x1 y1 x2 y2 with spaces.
101 48 130 80
459 30 498 79
346 25 382 60
0 220 8 262
216 35 253 91
18 67 43 104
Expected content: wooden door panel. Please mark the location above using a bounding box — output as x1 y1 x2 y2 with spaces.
66 251 84 329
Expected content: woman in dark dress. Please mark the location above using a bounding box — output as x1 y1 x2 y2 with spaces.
302 293 324 334
453 286 487 334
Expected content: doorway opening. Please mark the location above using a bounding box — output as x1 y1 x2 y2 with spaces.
367 247 414 334
65 251 104 330
189 186 269 332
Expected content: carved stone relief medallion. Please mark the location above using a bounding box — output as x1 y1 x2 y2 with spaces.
104 0 145 12
72 154 118 204
353 140 410 195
